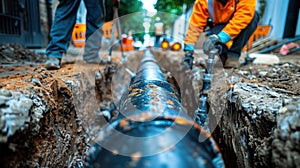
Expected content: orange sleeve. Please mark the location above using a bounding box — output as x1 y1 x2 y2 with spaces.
184 0 209 45
222 0 256 40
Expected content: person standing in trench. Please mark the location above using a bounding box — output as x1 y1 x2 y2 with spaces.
45 0 120 70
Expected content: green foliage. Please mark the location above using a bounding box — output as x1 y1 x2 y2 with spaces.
154 0 194 32
117 0 145 41
120 12 146 41
155 0 194 16
118 0 143 17
112 0 196 41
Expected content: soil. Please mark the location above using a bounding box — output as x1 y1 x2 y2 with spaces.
0 43 300 167
215 53 300 167
0 44 46 64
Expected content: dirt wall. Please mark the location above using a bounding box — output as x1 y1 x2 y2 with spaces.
215 62 300 168
0 67 86 167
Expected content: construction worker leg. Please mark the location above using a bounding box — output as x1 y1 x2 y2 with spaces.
206 11 259 59
83 0 105 61
155 35 162 47
46 0 81 59
228 12 260 59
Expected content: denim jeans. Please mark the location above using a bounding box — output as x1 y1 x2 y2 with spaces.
46 0 105 60
206 11 260 59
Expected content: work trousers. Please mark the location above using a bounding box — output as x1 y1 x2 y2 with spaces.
46 0 105 60
207 11 260 59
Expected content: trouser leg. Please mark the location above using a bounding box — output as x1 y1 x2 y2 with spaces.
206 11 260 59
46 0 53 40
83 0 105 61
46 0 81 59
229 12 260 58
155 35 161 47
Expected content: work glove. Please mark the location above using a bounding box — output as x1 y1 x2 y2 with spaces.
182 44 194 69
203 34 227 56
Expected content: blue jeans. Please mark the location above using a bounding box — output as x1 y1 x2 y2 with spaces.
46 0 105 60
206 11 260 59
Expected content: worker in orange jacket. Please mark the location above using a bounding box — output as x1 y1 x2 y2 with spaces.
183 0 259 69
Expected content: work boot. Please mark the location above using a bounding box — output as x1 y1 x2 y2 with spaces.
224 56 240 69
45 57 61 70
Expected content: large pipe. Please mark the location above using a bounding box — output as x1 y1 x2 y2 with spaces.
86 50 224 168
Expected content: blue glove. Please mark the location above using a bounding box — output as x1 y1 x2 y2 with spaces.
203 34 228 55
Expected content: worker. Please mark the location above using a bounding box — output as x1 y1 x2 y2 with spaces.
154 17 164 48
183 0 259 69
45 0 120 70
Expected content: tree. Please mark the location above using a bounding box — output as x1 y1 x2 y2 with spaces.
118 0 145 41
155 0 194 16
154 0 194 32
118 0 143 17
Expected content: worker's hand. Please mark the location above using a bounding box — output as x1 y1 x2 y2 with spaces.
203 34 225 55
182 50 194 70
113 0 120 7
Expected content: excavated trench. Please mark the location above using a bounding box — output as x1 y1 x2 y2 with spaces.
156 50 300 167
0 44 300 167
0 68 87 167
215 63 300 168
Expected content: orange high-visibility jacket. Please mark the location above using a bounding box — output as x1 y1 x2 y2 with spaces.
184 0 256 45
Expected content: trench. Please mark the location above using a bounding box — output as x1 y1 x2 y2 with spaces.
212 62 300 168
0 46 300 167
0 70 87 167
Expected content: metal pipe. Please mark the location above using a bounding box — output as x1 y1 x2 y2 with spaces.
131 50 167 83
195 49 218 127
86 50 224 168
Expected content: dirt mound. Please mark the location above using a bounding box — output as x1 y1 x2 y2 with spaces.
0 44 46 64
234 62 300 94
